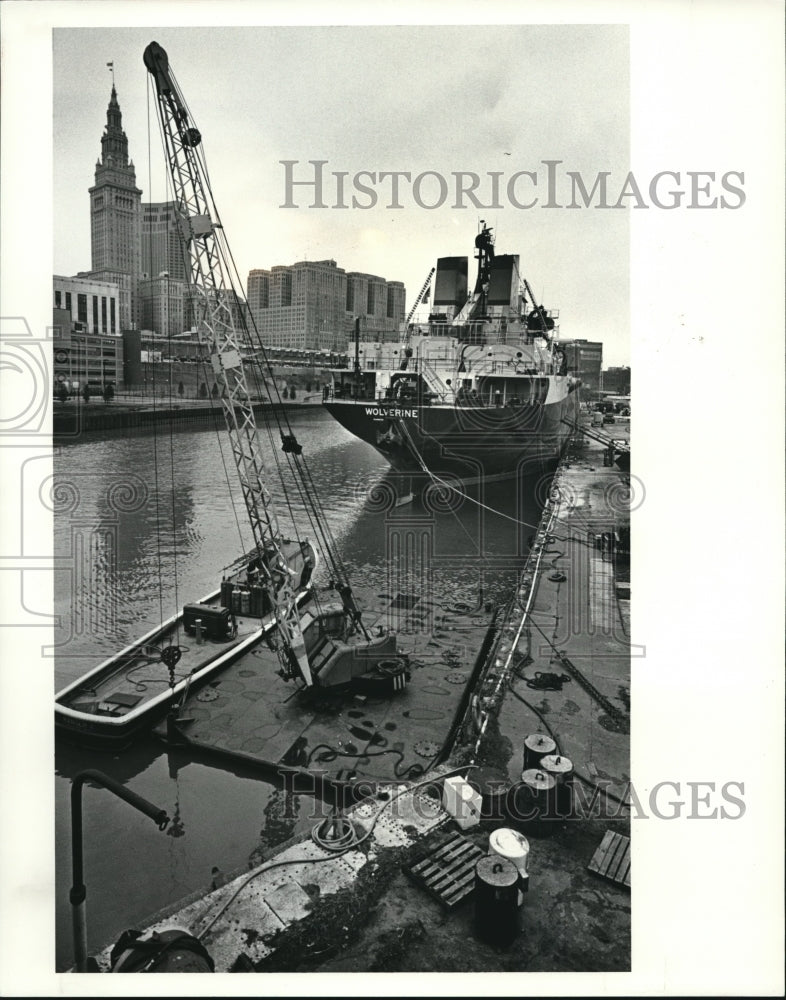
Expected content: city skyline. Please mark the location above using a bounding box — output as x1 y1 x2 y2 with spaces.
53 25 631 365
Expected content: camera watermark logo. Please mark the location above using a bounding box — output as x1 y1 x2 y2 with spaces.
0 317 51 435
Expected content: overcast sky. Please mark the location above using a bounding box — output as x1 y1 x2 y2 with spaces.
54 25 630 365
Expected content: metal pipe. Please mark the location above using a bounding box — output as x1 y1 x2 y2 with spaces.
70 770 169 972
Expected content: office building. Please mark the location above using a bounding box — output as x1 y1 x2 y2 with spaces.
53 274 121 337
248 259 405 351
139 274 192 339
141 201 189 282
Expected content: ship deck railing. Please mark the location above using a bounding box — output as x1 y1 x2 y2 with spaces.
327 387 554 409
424 322 555 346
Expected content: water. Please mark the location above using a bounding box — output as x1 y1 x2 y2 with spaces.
54 409 548 969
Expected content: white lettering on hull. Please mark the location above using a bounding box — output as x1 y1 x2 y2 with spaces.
364 406 417 418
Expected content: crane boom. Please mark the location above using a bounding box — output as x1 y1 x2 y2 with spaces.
405 267 435 327
144 41 314 686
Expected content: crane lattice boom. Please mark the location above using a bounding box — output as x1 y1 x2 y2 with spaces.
144 41 314 686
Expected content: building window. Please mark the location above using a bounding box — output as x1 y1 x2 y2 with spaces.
367 284 375 315
65 292 72 312
77 294 88 324
280 272 292 307
387 286 395 318
55 289 62 309
101 297 107 333
92 296 99 332
110 298 116 333
346 281 354 312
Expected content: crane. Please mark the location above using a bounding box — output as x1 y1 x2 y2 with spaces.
144 42 401 693
405 267 435 328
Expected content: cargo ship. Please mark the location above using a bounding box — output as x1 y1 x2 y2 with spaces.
324 225 580 483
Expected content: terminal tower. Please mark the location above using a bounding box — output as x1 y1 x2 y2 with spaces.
87 84 142 330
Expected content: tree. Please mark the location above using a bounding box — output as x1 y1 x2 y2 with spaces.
178 381 185 398
56 382 68 404
82 384 90 404
199 382 208 398
289 386 296 399
103 383 115 404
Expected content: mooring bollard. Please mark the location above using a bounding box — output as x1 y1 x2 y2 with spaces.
488 827 531 904
523 732 556 771
540 753 575 818
474 856 519 946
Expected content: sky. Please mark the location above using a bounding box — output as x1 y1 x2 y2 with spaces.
53 25 631 365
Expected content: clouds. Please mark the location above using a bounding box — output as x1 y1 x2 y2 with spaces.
54 24 630 364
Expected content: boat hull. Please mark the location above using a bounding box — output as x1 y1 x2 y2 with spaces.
325 388 580 481
55 541 316 750
54 612 270 750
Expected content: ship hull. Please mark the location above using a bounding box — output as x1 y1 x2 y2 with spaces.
325 389 579 481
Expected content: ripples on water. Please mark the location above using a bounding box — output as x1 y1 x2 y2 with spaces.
54 411 547 968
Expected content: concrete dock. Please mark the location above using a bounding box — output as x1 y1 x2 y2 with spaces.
84 420 633 973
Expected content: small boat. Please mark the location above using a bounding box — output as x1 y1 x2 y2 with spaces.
54 542 314 748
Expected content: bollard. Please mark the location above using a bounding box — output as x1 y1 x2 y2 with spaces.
523 732 556 771
474 857 519 946
510 768 557 836
488 828 531 905
540 753 575 818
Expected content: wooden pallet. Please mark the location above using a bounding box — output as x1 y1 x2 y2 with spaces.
587 830 631 888
405 831 485 910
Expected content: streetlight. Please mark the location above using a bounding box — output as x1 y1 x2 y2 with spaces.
69 770 169 972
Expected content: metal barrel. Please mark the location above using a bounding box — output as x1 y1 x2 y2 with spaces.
510 768 557 836
474 856 519 946
523 732 556 771
540 753 574 817
488 828 531 905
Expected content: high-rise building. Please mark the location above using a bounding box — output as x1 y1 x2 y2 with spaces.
248 260 406 351
87 85 142 329
346 272 402 342
248 259 348 351
141 201 188 282
139 274 192 339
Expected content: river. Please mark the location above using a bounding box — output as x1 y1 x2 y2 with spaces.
54 408 548 970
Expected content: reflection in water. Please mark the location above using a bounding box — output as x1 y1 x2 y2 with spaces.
54 412 548 969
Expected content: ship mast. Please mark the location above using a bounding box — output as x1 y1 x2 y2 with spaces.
143 42 314 687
